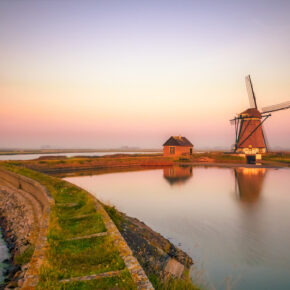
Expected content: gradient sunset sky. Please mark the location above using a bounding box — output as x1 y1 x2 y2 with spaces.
1 0 290 149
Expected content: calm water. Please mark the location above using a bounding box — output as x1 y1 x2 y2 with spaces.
0 229 9 284
65 166 290 290
0 151 161 161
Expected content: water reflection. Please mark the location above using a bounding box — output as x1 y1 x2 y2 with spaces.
163 166 193 185
234 168 267 270
234 168 266 204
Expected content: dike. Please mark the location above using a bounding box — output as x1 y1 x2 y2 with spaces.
0 168 53 289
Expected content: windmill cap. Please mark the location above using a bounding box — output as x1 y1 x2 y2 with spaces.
239 108 261 118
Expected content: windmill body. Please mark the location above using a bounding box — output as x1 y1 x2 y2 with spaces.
231 75 290 158
236 108 266 154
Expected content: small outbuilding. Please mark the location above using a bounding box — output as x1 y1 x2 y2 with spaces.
163 136 193 156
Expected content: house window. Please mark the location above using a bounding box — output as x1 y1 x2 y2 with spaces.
170 147 175 154
190 148 192 155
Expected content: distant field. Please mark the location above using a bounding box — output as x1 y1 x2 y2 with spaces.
2 152 290 176
0 153 245 173
0 148 162 156
264 152 290 164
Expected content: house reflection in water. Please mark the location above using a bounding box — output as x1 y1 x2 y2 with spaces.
234 167 266 203
163 166 193 186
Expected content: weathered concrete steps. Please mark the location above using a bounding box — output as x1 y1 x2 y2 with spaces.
95 200 154 289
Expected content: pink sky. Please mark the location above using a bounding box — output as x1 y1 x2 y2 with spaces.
1 1 290 149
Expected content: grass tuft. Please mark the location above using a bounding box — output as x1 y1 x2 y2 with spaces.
15 245 35 265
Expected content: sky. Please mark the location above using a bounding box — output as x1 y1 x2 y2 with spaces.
1 0 290 149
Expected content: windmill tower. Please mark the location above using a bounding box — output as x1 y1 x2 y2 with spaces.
231 75 290 160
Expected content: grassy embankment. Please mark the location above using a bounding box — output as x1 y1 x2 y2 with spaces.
103 204 200 290
0 149 161 156
2 163 136 289
1 163 201 290
9 155 172 174
7 152 246 174
176 152 245 163
263 152 290 165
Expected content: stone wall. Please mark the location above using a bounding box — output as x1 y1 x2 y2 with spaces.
0 168 53 289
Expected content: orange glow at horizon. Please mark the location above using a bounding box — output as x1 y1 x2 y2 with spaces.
1 1 290 149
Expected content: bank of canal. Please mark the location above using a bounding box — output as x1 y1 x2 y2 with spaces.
0 228 10 285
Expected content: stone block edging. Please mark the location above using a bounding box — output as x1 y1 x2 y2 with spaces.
0 167 53 289
64 180 154 290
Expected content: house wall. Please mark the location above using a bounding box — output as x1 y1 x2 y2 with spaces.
163 146 193 156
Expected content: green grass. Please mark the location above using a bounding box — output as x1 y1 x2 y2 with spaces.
38 269 136 290
102 204 125 231
15 245 35 265
56 212 105 239
1 163 135 289
48 236 125 279
193 152 244 162
264 153 290 164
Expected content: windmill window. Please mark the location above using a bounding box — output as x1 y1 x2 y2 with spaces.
170 147 175 154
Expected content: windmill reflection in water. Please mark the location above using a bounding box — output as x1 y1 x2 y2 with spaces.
234 167 266 204
164 165 267 205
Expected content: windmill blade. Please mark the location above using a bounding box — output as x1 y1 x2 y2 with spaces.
262 100 290 113
245 75 258 109
263 127 270 152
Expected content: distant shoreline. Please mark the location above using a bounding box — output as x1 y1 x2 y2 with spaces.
176 161 290 169
2 153 288 177
0 149 162 156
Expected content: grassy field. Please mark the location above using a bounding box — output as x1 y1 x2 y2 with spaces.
263 152 290 164
0 149 161 156
1 152 248 175
11 155 171 173
178 152 245 163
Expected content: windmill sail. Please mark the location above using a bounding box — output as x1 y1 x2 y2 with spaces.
262 100 290 113
245 75 257 109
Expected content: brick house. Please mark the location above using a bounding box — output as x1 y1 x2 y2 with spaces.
163 136 193 156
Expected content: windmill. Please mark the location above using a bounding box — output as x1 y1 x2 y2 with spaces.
231 75 290 157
